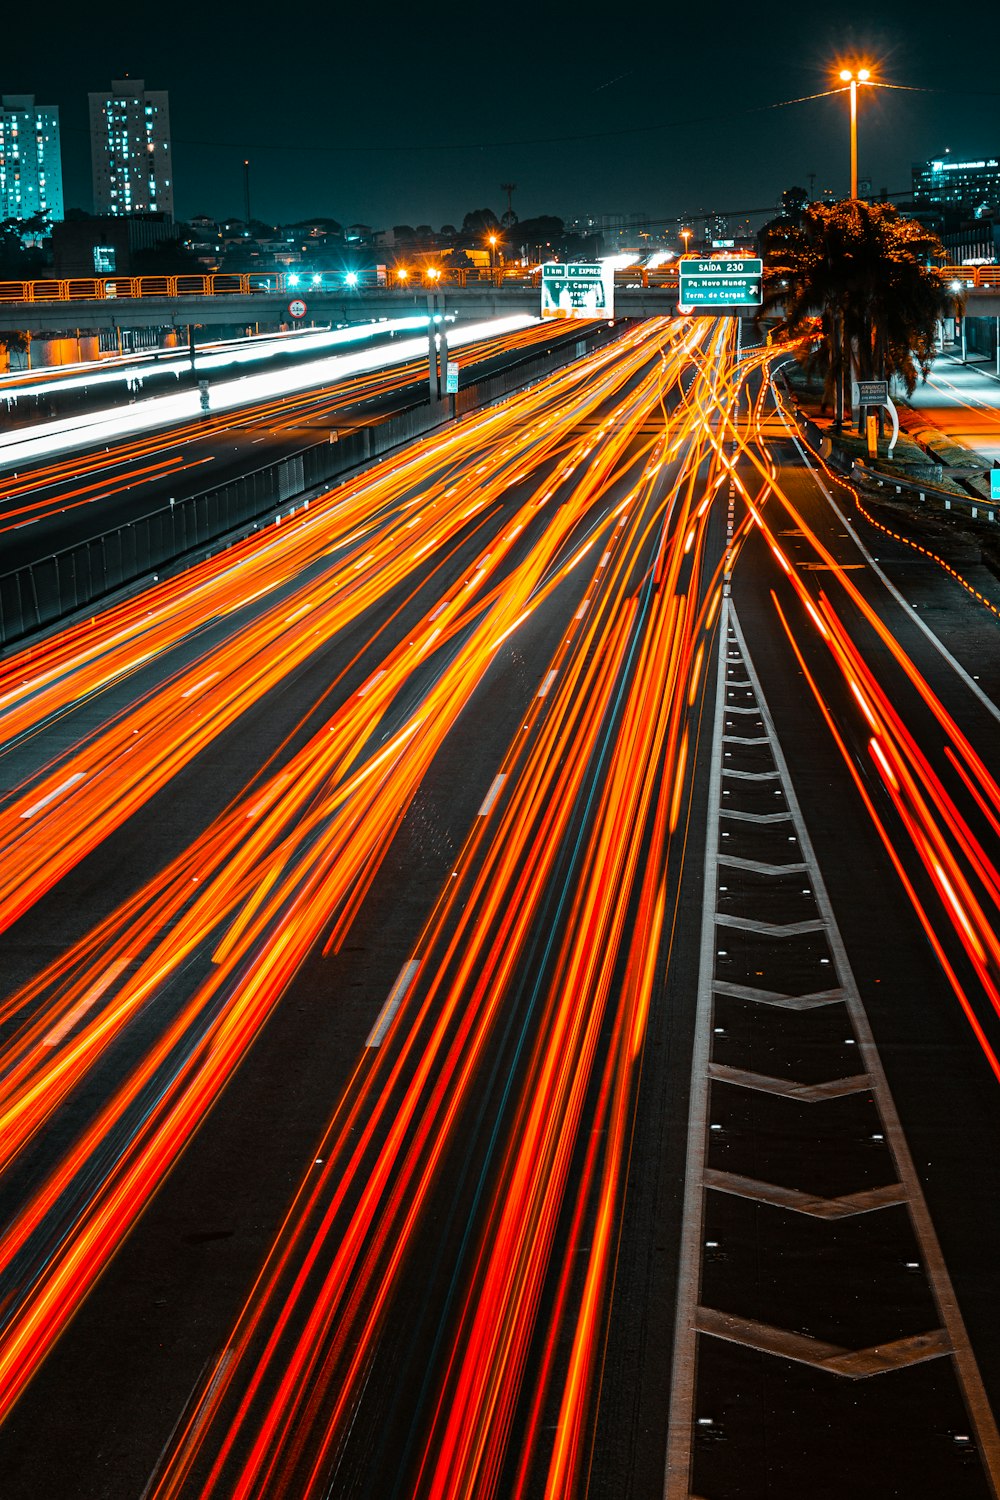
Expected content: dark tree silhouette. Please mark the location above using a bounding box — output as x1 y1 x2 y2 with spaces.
762 200 949 428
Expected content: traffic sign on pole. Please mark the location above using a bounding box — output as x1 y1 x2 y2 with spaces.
678 258 762 309
288 298 307 319
856 379 889 406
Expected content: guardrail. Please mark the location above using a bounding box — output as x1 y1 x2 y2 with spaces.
0 321 627 647
850 459 998 522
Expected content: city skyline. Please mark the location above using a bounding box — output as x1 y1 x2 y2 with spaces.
4 2 999 229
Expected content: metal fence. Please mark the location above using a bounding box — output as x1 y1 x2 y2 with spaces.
0 322 626 648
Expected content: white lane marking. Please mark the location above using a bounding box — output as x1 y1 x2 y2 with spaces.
730 605 1000 1487
366 959 419 1049
776 385 1000 727
663 597 730 1500
20 771 85 820
574 597 591 620
43 957 131 1046
181 671 220 699
478 773 507 817
537 670 558 699
357 669 386 698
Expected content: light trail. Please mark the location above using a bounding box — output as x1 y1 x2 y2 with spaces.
705 350 1000 1082
0 315 730 1488
0 321 560 537
137 318 733 1498
0 314 539 470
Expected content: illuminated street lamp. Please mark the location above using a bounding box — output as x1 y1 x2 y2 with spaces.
396 266 409 284
426 266 442 284
487 232 499 277
838 66 871 200
680 228 692 255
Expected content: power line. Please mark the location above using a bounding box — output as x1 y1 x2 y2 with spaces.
49 85 885 160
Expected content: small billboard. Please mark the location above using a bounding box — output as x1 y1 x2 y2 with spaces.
541 262 615 320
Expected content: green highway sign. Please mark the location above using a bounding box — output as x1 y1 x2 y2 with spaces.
678 258 763 309
541 261 615 320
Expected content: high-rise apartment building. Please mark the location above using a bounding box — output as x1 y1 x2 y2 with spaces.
89 78 173 219
0 95 64 223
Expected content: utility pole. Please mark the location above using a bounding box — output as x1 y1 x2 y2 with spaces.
500 182 517 226
243 159 252 228
427 291 446 403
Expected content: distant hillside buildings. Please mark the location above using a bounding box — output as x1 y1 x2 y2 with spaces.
0 94 64 223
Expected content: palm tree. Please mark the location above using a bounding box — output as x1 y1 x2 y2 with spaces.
761 201 950 430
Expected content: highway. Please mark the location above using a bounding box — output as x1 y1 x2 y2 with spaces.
0 320 998 1497
0 318 570 575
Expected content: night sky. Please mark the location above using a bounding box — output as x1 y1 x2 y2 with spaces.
7 0 999 231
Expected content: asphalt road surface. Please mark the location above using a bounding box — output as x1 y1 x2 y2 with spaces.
0 322 997 1498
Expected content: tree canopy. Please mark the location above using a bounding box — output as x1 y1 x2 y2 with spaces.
761 200 950 423
461 208 501 237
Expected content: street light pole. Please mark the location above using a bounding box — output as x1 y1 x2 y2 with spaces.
838 67 870 200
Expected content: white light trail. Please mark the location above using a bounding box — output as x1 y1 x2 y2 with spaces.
0 315 537 471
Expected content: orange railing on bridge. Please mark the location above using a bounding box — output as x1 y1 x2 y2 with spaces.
0 269 541 305
0 265 690 306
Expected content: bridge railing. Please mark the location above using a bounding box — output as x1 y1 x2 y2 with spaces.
1 262 998 307
0 272 274 303
0 268 543 305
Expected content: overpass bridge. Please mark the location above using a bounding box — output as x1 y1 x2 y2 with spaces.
2 268 993 353
0 284 686 337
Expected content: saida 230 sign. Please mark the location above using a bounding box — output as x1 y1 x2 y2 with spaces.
678 259 762 309
540 262 615 320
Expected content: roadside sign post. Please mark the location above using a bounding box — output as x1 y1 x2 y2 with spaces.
677 258 762 310
446 362 459 395
990 468 1000 502
853 379 896 455
288 298 307 320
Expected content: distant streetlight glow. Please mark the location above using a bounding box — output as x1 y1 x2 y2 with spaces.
344 271 359 288
680 228 692 254
837 65 874 199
